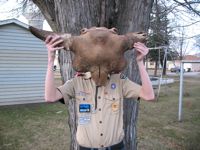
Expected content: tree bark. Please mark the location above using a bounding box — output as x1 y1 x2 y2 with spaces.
33 0 153 149
162 56 167 75
154 60 158 76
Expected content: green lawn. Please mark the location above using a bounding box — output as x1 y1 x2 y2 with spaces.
137 76 200 150
0 75 200 150
0 103 70 150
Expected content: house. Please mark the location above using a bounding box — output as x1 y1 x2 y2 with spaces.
168 55 200 72
0 19 48 105
183 55 200 71
145 54 200 72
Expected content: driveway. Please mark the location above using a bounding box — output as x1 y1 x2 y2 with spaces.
167 72 200 77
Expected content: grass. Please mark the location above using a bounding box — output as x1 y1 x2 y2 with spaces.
0 75 200 150
137 75 200 150
0 103 70 150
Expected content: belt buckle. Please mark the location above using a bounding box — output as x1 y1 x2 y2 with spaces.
98 148 106 150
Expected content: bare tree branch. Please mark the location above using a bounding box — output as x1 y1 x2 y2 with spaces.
32 0 57 31
172 20 200 28
173 0 200 16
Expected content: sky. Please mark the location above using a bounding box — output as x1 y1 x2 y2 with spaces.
0 0 199 55
0 0 51 30
167 1 200 55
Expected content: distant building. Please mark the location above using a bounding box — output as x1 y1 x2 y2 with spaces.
0 19 47 105
183 55 200 71
146 54 200 72
168 55 200 72
195 53 200 57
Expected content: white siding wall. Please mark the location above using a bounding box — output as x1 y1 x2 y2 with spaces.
0 23 48 105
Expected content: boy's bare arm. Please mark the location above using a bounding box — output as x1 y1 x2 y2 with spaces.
44 35 64 102
134 42 155 101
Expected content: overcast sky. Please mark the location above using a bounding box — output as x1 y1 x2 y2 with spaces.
0 0 199 55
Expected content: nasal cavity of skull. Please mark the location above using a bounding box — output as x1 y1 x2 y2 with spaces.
94 35 107 44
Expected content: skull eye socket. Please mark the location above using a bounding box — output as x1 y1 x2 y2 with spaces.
110 27 118 34
80 28 87 34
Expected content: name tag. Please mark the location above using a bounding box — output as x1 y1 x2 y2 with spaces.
79 115 91 125
79 104 91 113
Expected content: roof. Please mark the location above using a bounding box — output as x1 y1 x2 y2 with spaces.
0 18 29 29
183 55 200 61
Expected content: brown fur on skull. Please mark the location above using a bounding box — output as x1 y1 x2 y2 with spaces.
29 26 147 86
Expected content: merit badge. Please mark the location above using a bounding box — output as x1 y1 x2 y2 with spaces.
79 115 91 125
79 104 91 113
111 83 116 89
112 102 119 112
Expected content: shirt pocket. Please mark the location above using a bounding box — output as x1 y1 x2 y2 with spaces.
104 94 121 114
75 92 93 102
75 93 97 115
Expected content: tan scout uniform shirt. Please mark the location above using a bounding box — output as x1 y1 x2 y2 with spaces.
57 73 141 148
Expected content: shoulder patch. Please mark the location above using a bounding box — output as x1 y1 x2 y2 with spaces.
120 73 127 79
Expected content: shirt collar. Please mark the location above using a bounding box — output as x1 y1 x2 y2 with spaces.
83 72 92 79
80 72 111 80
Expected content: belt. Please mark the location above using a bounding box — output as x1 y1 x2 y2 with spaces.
79 141 124 150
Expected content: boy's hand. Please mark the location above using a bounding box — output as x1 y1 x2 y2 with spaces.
45 35 64 63
134 42 149 63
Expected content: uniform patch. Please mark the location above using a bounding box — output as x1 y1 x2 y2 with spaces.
120 73 127 79
79 104 91 113
111 83 116 89
79 115 91 125
112 102 119 112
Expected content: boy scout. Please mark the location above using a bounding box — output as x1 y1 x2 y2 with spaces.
44 35 154 150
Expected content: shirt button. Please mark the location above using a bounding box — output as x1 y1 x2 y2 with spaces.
101 145 104 147
98 96 101 99
99 121 102 124
100 133 103 136
99 108 101 111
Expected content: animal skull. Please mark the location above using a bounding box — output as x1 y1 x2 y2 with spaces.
29 26 147 86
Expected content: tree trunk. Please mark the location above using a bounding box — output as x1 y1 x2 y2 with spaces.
162 57 167 75
33 0 153 149
154 60 158 76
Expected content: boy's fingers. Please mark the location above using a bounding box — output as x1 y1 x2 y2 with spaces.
134 42 146 48
135 45 149 54
49 36 62 45
52 46 64 51
135 46 144 53
45 35 52 43
52 39 64 47
136 48 148 57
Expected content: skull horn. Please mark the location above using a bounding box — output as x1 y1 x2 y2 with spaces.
125 32 147 50
29 26 73 51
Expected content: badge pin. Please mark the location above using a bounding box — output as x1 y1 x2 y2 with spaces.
111 83 116 89
112 102 119 112
120 73 127 79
